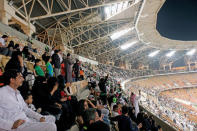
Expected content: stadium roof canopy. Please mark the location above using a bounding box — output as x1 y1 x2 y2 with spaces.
9 0 197 69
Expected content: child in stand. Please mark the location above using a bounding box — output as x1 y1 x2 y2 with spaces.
34 59 45 77
24 92 42 113
45 56 54 78
79 68 84 80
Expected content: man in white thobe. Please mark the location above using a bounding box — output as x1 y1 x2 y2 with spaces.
0 70 57 131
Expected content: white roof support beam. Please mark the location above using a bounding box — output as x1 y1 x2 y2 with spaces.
30 0 138 20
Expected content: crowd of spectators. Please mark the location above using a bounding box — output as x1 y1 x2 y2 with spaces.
126 76 197 131
0 34 165 131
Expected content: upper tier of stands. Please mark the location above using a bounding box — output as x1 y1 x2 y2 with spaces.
127 73 197 93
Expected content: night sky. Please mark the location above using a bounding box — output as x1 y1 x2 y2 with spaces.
156 0 197 41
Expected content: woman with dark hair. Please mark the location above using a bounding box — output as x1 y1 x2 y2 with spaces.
55 75 78 130
32 76 62 117
5 50 24 72
66 99 89 131
14 44 20 51
77 99 89 116
57 75 65 90
22 46 29 59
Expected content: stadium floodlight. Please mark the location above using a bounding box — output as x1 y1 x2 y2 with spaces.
166 50 176 57
148 50 160 57
120 40 138 50
186 49 196 56
110 27 134 40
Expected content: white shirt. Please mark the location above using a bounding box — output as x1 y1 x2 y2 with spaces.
0 37 6 46
0 85 43 130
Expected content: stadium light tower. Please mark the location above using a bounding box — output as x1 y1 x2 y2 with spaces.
120 40 138 50
186 49 196 56
110 27 134 40
166 50 176 57
148 50 160 57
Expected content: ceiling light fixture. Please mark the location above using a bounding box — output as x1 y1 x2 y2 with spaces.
148 50 160 57
120 40 138 50
166 50 176 57
186 49 196 56
110 27 134 40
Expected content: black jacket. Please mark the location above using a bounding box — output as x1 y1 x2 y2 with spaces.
52 53 61 68
73 62 80 73
98 76 108 93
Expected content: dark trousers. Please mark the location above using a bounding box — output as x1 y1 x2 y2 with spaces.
80 75 84 80
75 72 79 81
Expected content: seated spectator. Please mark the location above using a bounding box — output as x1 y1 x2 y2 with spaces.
34 59 45 77
89 87 95 95
22 46 29 59
88 119 110 131
7 40 15 56
88 88 110 121
23 92 42 113
110 105 142 131
82 108 100 130
5 51 24 73
80 107 109 131
14 43 20 51
0 69 56 131
27 53 35 62
112 105 119 117
32 76 62 117
45 56 53 78
77 99 89 117
0 35 9 56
